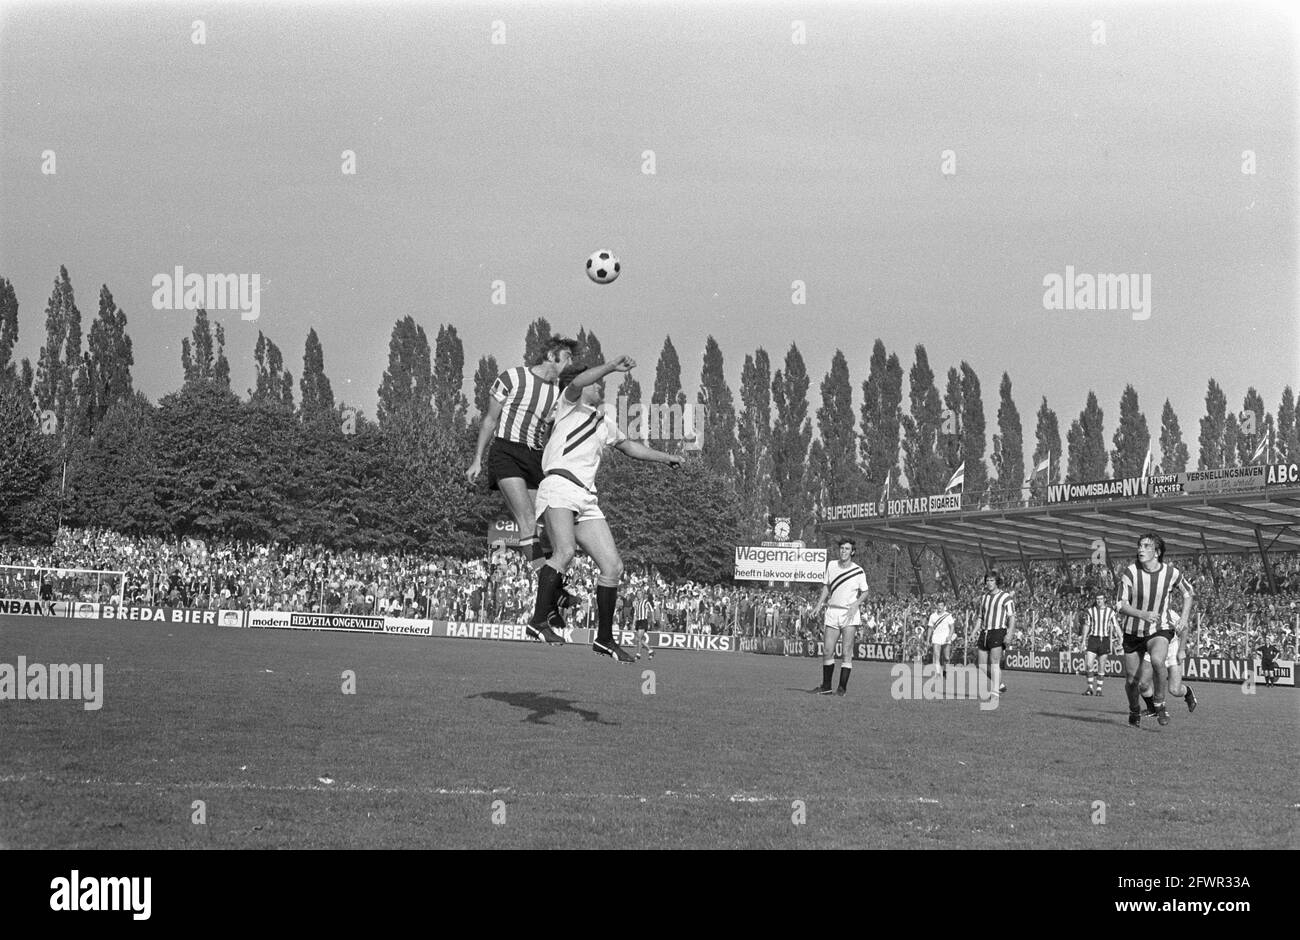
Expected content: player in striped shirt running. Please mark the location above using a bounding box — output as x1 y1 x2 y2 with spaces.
975 572 1015 698
1079 590 1119 696
1117 533 1194 728
467 337 577 581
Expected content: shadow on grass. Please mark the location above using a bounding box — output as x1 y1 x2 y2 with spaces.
468 690 619 726
1037 711 1125 726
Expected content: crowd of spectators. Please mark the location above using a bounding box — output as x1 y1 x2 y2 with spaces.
2 527 1297 660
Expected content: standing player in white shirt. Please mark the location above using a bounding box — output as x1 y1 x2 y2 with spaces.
527 356 683 660
810 540 869 696
925 598 956 681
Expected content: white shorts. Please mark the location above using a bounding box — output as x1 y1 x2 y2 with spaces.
931 625 953 645
1143 635 1180 669
535 475 605 524
824 606 861 630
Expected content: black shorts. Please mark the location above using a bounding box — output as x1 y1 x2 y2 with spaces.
1086 636 1111 656
635 619 649 631
978 629 1007 652
487 439 544 491
1122 629 1173 657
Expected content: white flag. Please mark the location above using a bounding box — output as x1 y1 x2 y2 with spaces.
1141 450 1152 477
944 463 965 493
1250 427 1270 465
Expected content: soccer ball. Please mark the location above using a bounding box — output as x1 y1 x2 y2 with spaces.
586 250 620 284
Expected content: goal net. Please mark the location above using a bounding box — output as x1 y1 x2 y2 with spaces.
0 565 126 607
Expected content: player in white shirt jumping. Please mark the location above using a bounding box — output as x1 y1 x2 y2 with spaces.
810 540 869 696
527 356 683 661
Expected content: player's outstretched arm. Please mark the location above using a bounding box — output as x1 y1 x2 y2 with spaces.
614 438 684 467
563 355 636 401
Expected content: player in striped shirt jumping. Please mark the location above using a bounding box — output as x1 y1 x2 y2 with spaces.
1079 590 1119 696
467 336 577 571
529 356 683 659
1117 533 1194 728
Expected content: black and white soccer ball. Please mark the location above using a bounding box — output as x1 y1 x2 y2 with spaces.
585 250 620 284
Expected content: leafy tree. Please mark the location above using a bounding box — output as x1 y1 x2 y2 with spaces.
0 277 19 381
599 454 743 581
299 328 335 426
942 366 963 477
992 372 1024 504
1237 388 1266 466
34 265 82 438
900 345 946 497
472 354 500 423
575 327 605 367
736 349 774 537
1277 386 1297 462
376 316 432 429
1077 391 1107 479
251 332 294 410
523 317 552 365
432 323 468 431
1198 378 1228 470
1030 396 1062 498
959 362 988 506
861 340 903 494
64 392 166 535
1159 399 1190 472
815 349 861 505
85 285 134 430
0 378 56 539
698 336 737 474
770 343 813 536
1110 384 1150 478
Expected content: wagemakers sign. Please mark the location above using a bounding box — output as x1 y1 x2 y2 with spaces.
733 546 827 582
613 630 738 653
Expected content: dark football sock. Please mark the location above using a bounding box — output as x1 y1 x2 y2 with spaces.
531 565 561 625
822 663 834 688
838 664 852 690
1143 694 1156 711
596 585 617 641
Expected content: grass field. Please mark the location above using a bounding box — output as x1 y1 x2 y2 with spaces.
1 614 1296 849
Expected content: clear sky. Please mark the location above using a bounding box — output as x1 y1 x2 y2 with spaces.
1 0 1296 475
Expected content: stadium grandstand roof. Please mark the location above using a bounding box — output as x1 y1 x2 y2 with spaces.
820 484 1300 564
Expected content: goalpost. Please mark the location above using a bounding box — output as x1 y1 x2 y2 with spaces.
0 565 126 607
